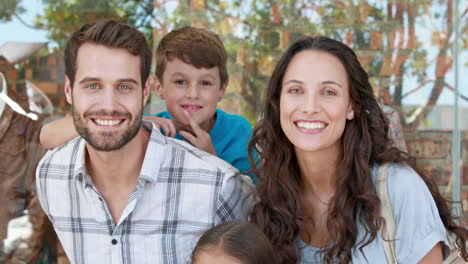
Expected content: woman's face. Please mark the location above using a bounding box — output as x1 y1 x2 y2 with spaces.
279 50 354 156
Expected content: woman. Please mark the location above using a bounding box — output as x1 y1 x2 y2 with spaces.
248 36 467 263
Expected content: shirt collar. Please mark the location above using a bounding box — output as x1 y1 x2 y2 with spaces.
72 137 89 185
138 120 166 183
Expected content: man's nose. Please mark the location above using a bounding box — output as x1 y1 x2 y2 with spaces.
100 87 119 110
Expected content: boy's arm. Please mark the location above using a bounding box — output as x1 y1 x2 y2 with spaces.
143 115 176 137
39 116 78 149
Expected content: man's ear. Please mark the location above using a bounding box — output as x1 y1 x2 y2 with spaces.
346 103 354 120
64 76 73 105
218 80 228 101
154 76 164 99
143 77 151 105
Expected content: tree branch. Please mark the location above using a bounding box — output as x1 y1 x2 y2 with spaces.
13 13 37 29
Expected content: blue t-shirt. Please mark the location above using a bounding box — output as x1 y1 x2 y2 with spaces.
150 109 256 183
297 163 449 263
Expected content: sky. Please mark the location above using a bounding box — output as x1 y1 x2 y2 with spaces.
0 0 48 44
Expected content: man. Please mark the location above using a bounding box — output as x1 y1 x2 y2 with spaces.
36 20 252 263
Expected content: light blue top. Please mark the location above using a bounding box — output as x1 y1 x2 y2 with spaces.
297 163 450 264
149 109 256 183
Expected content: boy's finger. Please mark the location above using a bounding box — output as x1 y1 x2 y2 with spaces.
163 120 176 137
161 123 173 137
179 130 197 144
167 121 176 137
183 110 203 135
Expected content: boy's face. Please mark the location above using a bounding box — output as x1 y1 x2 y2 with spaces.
65 43 150 151
156 58 226 132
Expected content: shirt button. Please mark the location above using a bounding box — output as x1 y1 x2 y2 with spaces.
111 239 118 245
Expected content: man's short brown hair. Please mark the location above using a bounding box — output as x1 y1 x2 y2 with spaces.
155 27 228 87
65 19 152 87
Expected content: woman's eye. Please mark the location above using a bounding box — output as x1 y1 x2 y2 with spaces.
86 83 100 89
289 88 302 94
200 81 212 86
324 90 337 96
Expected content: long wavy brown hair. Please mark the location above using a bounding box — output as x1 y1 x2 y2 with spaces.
248 36 468 264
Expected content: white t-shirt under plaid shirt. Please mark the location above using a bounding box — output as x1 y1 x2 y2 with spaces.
36 121 253 264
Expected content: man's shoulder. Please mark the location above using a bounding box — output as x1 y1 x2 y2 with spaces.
163 137 239 174
43 136 82 156
38 137 83 174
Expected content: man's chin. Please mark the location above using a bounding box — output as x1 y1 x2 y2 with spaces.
86 140 126 152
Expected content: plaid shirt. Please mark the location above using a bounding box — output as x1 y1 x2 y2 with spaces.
36 121 253 264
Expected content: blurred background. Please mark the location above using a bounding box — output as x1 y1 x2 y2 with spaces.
0 0 467 262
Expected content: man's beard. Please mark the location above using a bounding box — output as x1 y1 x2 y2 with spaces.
72 106 143 152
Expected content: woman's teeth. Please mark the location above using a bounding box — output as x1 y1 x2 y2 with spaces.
296 121 325 129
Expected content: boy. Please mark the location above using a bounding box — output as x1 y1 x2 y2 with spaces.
40 27 254 180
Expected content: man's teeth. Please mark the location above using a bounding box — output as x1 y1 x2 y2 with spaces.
296 121 325 130
95 119 122 126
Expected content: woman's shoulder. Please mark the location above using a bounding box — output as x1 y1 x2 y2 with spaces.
372 162 449 263
387 163 426 192
372 162 435 210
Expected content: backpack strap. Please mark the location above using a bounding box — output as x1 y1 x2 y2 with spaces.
376 163 398 264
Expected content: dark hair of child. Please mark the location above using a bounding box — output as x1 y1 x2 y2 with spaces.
192 220 278 264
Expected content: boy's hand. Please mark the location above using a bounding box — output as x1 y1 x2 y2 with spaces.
143 116 176 137
179 110 217 156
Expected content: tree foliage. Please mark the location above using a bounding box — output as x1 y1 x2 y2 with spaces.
0 0 25 22
35 0 155 49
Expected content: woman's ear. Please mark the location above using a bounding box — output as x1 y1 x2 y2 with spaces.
346 104 354 120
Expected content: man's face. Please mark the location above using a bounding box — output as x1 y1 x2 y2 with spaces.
65 43 150 152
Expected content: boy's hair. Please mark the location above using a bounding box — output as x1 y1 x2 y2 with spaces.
191 220 277 264
65 19 152 87
155 26 228 87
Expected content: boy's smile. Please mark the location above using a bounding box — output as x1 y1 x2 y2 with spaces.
156 58 226 133
181 104 203 112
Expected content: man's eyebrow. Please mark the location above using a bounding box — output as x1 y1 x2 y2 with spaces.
117 78 139 85
78 78 140 85
79 77 101 84
322 80 343 89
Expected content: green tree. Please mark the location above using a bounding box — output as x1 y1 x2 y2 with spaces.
34 0 155 49
0 0 26 23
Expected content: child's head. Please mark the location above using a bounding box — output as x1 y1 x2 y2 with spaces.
192 220 277 264
155 27 228 132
